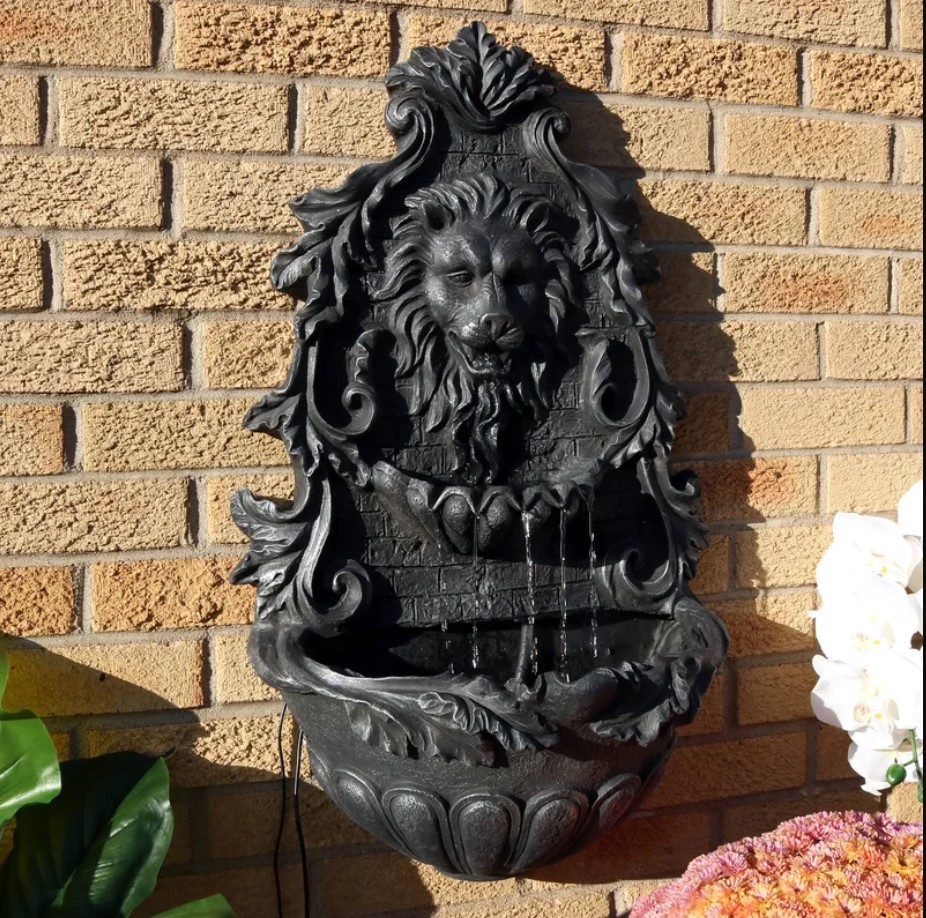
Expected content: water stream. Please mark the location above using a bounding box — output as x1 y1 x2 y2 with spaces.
558 509 570 682
514 511 539 682
583 491 600 662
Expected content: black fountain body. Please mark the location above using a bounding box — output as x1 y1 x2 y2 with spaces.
232 24 728 880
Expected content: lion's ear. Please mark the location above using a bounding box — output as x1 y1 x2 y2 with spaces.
418 199 450 232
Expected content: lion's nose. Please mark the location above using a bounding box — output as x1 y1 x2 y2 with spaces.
479 312 516 341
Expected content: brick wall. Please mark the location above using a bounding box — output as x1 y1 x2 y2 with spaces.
0 1 922 915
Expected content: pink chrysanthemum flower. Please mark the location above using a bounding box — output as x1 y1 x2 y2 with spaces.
631 812 922 918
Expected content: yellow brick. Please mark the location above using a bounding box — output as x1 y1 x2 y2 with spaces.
714 592 816 658
92 558 252 632
303 87 393 159
826 320 923 380
0 321 182 394
206 472 293 545
83 398 287 472
440 892 614 918
887 783 923 824
213 633 273 703
164 798 192 867
724 0 887 46
722 787 880 843
0 155 161 229
182 160 351 233
408 16 607 91
59 78 288 154
638 180 806 246
674 391 731 455
826 451 923 513
532 810 713 885
0 0 151 67
900 0 924 50
733 525 833 588
817 723 857 780
138 864 304 918
563 101 710 172
680 669 726 736
63 240 286 313
910 388 924 444
0 567 76 637
203 320 292 389
175 1 392 78
899 260 924 315
740 386 906 449
206 783 371 859
0 404 63 475
85 715 293 787
661 320 819 383
691 532 730 595
900 128 923 193
647 733 806 807
0 76 39 145
4 640 205 716
525 0 707 27
51 732 70 760
819 187 923 251
623 33 798 105
811 51 923 117
0 479 189 554
724 253 889 315
687 457 818 522
319 851 518 917
648 252 716 316
724 114 890 182
737 661 816 725
0 237 43 311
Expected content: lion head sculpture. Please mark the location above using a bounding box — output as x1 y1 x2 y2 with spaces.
375 173 579 486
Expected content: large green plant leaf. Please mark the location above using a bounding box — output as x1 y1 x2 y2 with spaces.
152 895 237 917
0 646 61 835
0 752 173 916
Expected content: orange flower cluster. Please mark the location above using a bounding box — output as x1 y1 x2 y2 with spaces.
631 812 923 918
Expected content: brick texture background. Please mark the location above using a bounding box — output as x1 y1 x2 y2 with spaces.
0 1 922 916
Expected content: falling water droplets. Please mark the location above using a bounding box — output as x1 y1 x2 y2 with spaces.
441 618 454 676
523 511 539 678
471 516 481 673
583 491 599 663
470 621 480 671
558 508 570 683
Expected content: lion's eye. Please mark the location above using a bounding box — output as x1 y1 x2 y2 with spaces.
447 271 474 286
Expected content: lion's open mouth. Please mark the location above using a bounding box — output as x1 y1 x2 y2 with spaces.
448 334 512 379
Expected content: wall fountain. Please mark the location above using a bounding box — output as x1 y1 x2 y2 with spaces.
232 23 728 880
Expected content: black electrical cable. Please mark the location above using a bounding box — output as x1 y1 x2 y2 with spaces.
273 703 289 918
293 728 311 918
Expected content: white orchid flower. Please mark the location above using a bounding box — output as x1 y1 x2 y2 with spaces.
811 572 921 663
811 650 922 751
849 740 924 796
816 512 922 597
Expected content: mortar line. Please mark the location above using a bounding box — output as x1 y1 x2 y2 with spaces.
159 0 176 70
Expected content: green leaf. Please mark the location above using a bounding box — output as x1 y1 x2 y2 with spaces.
0 645 61 835
0 753 174 917
152 895 237 917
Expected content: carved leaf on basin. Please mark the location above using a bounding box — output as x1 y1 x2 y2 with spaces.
314 758 642 879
